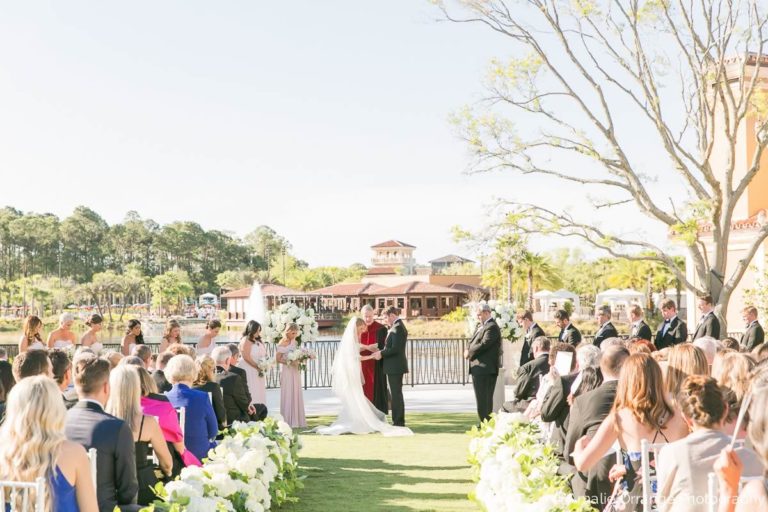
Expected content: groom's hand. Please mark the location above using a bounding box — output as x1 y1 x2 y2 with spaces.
373 351 382 360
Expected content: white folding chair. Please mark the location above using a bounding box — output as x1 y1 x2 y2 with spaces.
87 448 97 490
640 439 666 512
707 472 764 512
0 477 46 511
176 407 186 437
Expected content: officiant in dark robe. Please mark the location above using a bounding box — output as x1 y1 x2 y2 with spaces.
361 305 389 414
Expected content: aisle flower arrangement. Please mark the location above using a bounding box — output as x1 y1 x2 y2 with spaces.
262 303 319 344
142 416 303 512
468 412 595 512
466 300 524 341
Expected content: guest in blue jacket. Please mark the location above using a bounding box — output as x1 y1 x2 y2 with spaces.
164 354 218 461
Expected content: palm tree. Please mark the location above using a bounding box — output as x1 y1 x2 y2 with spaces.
514 252 563 310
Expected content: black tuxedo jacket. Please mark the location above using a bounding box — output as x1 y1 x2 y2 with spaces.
631 320 653 341
741 322 765 351
520 323 545 366
693 312 721 340
152 369 172 393
593 321 618 348
513 353 550 402
193 380 227 430
564 380 619 505
559 324 582 346
65 401 138 511
655 317 688 350
215 366 251 425
467 318 502 376
380 319 409 375
228 365 253 404
540 372 578 460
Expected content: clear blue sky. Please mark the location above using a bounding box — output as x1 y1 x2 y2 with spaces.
0 1 670 267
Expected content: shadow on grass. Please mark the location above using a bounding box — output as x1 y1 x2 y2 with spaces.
304 412 478 436
280 456 471 512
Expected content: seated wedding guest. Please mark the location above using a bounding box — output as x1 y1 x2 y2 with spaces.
507 336 550 410
212 346 253 425
571 366 602 399
103 350 124 369
65 355 139 511
121 356 145 367
193 355 227 430
50 349 78 409
226 343 252 402
0 347 6 361
0 376 98 512
665 344 709 404
740 306 764 352
136 366 200 476
713 352 756 438
714 385 768 511
0 351 13 395
572 353 689 511
149 353 158 372
165 355 218 461
753 343 768 362
657 376 763 512
555 309 581 345
18 314 46 352
693 336 721 367
131 344 152 369
153 351 174 393
106 365 172 505
627 338 657 354
600 337 626 351
564 345 629 508
721 337 741 352
12 349 51 381
168 343 195 357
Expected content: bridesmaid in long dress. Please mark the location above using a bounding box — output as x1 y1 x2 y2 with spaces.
237 320 267 405
276 323 306 428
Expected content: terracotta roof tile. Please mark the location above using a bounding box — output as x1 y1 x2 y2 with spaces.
370 240 416 248
368 281 467 296
311 282 383 296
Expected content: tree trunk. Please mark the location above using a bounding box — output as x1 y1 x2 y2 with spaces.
527 267 534 311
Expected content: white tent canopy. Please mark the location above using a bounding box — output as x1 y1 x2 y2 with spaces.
595 289 645 318
533 289 581 321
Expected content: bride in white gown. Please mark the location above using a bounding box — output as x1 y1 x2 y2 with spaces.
316 317 413 436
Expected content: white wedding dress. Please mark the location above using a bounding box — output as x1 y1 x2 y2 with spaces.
315 318 413 437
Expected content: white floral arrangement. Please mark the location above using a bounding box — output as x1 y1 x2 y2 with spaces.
262 303 319 345
144 415 302 512
468 412 595 512
286 346 317 371
466 300 524 341
254 357 275 378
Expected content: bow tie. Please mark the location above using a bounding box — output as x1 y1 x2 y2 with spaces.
664 319 671 324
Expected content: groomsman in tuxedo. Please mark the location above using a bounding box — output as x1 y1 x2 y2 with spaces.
741 306 765 351
593 305 618 348
465 304 502 422
693 294 721 340
628 305 653 340
654 299 688 349
374 307 408 427
65 355 139 511
555 309 581 346
517 310 545 366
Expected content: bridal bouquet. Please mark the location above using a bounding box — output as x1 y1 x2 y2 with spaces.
255 357 275 378
286 346 316 371
263 303 319 344
466 300 524 341
144 416 302 512
468 412 595 512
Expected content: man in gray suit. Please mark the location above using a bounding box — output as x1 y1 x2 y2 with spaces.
65 355 139 512
374 306 409 427
740 306 765 351
465 303 502 422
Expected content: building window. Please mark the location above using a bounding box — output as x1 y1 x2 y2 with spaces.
397 298 405 309
426 297 438 309
386 298 394 307
378 298 386 309
410 298 422 309
442 296 452 308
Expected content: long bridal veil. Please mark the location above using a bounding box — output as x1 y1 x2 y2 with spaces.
315 318 413 436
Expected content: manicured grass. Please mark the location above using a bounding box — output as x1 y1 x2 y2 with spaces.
279 413 479 512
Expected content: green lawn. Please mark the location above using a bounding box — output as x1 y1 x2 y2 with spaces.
279 413 479 512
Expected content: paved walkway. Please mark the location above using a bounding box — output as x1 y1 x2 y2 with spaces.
264 384 516 416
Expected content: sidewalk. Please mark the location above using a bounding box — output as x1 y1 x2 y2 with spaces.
264 384 517 416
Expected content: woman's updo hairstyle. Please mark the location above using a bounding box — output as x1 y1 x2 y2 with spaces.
677 375 726 429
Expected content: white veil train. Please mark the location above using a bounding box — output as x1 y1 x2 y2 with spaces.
315 317 413 436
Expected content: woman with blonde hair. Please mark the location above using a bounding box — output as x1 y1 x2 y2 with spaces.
193 355 226 429
48 313 78 350
713 351 756 438
159 320 182 353
19 314 46 352
0 376 98 512
665 343 709 399
573 353 688 511
106 365 172 505
276 322 306 427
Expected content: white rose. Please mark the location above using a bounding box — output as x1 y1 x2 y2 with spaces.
165 480 203 501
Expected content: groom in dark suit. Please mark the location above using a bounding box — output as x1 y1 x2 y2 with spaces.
465 303 502 422
374 306 408 427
